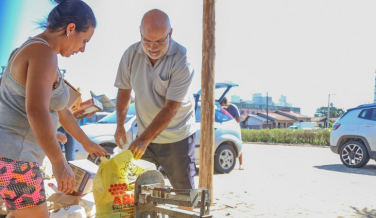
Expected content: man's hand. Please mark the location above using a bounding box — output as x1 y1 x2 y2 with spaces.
82 140 107 159
115 125 127 149
126 99 181 159
56 131 67 144
128 138 149 160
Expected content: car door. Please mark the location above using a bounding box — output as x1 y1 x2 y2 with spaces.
357 108 376 151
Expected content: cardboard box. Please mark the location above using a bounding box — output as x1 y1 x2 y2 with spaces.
64 80 81 110
73 98 103 119
47 192 96 217
68 160 99 196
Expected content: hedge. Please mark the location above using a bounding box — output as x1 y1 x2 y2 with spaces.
241 128 330 146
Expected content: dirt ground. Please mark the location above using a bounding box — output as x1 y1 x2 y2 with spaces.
2 143 376 218
189 143 376 218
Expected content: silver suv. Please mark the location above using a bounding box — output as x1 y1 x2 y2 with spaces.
330 103 376 168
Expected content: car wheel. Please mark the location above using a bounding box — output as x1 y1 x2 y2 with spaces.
87 144 116 165
340 141 369 168
214 144 236 173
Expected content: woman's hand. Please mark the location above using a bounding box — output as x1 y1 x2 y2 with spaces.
82 140 107 159
56 131 67 144
86 112 96 117
52 160 75 194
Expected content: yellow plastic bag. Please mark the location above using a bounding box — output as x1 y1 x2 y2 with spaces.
93 150 145 218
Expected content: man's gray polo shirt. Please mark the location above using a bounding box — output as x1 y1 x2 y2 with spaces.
114 39 196 144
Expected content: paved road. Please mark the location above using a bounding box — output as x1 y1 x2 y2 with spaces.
192 143 376 218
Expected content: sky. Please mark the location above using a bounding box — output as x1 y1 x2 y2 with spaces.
1 0 376 117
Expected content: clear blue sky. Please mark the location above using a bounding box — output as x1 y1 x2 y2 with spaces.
1 0 376 117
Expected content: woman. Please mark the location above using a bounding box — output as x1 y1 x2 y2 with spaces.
0 0 106 217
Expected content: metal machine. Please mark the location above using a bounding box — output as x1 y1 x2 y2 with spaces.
134 170 212 218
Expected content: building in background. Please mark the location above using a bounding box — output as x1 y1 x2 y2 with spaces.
232 93 300 121
275 95 292 107
234 102 301 117
251 93 274 106
241 108 310 129
229 93 306 128
231 95 241 103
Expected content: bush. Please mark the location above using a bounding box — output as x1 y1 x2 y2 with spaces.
241 128 330 146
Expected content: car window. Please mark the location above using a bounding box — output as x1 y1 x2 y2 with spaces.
195 107 233 123
216 109 233 122
97 104 136 123
358 109 372 120
371 109 376 121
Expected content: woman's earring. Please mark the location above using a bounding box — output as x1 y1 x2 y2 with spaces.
67 34 69 39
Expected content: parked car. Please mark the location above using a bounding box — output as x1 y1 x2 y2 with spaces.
330 103 376 168
74 82 243 173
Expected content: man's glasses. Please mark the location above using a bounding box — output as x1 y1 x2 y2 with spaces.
141 34 169 46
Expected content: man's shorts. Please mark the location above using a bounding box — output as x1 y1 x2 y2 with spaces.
0 156 46 210
141 133 196 190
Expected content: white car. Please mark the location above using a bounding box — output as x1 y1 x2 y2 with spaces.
330 103 376 168
75 82 243 173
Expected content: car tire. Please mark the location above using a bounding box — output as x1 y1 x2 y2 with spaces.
214 144 236 173
340 140 369 168
87 143 116 165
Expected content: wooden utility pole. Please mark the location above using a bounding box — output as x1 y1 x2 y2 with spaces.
199 0 216 205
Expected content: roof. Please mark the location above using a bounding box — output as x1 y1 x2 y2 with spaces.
257 112 295 121
311 117 339 122
310 117 327 122
275 110 310 120
246 115 269 122
330 118 338 122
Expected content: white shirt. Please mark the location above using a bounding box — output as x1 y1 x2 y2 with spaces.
114 39 196 143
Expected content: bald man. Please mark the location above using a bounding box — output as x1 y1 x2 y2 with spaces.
114 9 196 192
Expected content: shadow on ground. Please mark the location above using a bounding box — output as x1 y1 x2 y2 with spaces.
160 166 225 179
314 164 376 176
350 206 376 218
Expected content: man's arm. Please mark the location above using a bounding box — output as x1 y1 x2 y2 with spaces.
230 104 241 123
114 88 132 148
236 116 241 123
129 99 181 159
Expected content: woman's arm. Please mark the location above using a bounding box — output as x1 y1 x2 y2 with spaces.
58 107 107 158
56 131 67 144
